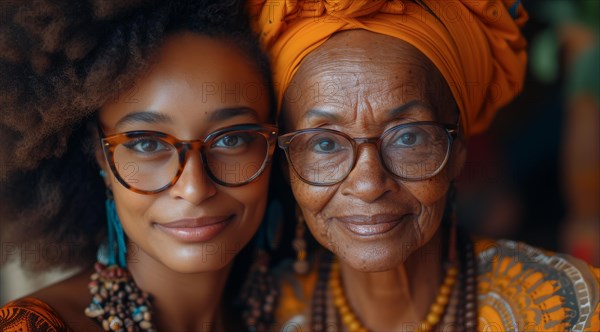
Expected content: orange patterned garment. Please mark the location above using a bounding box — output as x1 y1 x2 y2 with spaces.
0 297 69 332
274 239 600 331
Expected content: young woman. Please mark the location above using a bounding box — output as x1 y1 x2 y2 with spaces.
0 1 278 330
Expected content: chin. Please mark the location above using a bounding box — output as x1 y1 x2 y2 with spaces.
319 221 422 272
164 254 234 274
160 242 241 274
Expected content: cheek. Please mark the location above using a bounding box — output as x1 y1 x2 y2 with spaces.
289 171 339 244
289 171 336 215
402 172 451 245
111 184 155 233
403 170 451 207
231 177 270 222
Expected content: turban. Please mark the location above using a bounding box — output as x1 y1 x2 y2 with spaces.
250 0 528 136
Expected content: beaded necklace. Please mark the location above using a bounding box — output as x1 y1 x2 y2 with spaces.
329 259 458 332
84 263 155 332
309 230 478 331
84 251 278 332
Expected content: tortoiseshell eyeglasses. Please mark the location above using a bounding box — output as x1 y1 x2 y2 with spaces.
99 124 278 194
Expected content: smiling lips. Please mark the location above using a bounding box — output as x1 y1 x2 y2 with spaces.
333 214 411 237
154 216 234 242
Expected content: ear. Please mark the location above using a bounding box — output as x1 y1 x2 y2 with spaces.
448 136 467 181
92 127 111 187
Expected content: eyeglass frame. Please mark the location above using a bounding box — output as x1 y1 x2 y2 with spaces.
277 121 459 186
98 123 278 194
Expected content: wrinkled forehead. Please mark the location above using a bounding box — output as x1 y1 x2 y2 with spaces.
282 30 457 128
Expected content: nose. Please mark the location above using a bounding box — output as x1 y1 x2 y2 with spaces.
339 143 399 203
169 150 217 205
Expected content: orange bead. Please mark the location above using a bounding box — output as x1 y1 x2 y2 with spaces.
342 313 357 326
436 293 449 305
431 303 444 315
419 321 431 332
439 285 451 296
444 277 455 286
332 286 343 297
348 320 361 331
447 267 458 276
338 304 350 316
334 297 347 307
426 312 440 325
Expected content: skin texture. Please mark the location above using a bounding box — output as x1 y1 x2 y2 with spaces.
282 30 466 330
32 32 272 331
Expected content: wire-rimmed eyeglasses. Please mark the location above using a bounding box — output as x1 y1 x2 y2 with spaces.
278 121 458 186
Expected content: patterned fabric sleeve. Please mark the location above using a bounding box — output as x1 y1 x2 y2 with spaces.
0 297 69 332
475 239 600 331
275 239 600 331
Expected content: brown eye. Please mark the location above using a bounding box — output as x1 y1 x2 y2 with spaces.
124 138 171 154
211 133 254 149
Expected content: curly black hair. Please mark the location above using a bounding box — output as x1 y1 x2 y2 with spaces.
0 0 275 272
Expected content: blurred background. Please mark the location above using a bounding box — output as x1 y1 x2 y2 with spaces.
2 0 599 305
456 0 599 265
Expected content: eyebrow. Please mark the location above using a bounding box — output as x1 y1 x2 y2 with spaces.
208 107 259 122
302 100 432 122
115 111 173 130
304 109 342 122
113 107 260 130
387 100 433 119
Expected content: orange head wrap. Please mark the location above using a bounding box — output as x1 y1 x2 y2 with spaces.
250 0 528 136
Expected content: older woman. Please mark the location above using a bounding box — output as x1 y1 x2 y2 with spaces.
251 0 600 331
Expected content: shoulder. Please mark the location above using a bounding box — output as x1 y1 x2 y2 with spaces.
474 238 600 331
273 256 323 331
0 297 69 332
1 267 100 331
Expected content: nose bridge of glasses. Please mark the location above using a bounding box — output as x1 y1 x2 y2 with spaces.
353 136 380 146
178 140 208 171
185 140 205 151
350 136 387 173
352 136 384 159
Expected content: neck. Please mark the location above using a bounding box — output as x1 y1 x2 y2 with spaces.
338 227 445 331
127 247 234 332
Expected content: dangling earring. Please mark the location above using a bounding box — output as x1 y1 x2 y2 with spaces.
238 200 282 330
293 205 309 274
99 170 127 267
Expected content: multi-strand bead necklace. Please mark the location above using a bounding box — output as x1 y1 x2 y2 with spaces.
84 251 278 331
310 230 477 331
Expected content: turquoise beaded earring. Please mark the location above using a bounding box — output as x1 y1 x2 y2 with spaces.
99 170 127 267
